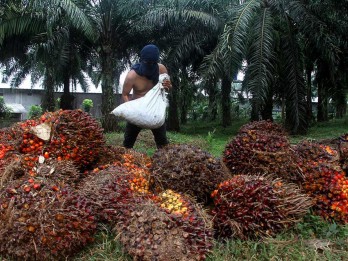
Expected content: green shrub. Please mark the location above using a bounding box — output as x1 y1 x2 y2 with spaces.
82 99 93 113
28 105 43 119
0 96 12 119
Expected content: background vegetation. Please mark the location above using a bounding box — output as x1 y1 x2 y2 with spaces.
0 0 347 135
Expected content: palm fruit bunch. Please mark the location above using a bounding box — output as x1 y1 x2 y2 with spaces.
90 150 152 194
154 189 189 215
0 178 97 260
239 120 288 136
223 120 303 184
78 165 150 224
94 145 126 167
115 191 213 261
0 142 17 181
151 144 230 205
36 109 105 171
1 110 105 173
294 140 339 168
211 175 312 239
0 155 25 188
1 153 80 189
31 158 81 187
154 189 214 259
339 133 348 171
302 164 348 223
118 151 152 194
0 122 37 175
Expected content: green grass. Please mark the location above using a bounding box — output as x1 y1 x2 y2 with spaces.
75 214 348 261
106 116 348 157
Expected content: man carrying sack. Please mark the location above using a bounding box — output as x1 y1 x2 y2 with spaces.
119 44 172 149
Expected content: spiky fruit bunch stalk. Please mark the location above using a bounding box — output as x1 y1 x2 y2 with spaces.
223 121 303 184
115 191 214 261
302 163 348 223
211 175 312 239
0 178 97 260
151 144 231 205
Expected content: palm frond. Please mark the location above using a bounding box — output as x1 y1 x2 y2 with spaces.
31 0 96 41
280 18 307 134
243 7 275 112
200 0 261 78
76 71 89 93
286 1 340 66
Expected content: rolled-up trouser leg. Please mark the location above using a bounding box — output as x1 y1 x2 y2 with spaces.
123 122 142 148
151 123 169 148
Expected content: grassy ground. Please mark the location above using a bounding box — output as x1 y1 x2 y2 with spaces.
106 117 348 157
77 117 348 260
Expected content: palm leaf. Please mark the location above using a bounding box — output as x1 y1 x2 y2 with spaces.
243 7 275 113
279 16 307 134
201 0 261 78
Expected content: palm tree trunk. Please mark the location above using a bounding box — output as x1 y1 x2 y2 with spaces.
261 90 273 121
42 67 56 112
317 81 328 122
60 74 75 110
221 76 231 127
100 49 118 132
167 73 180 131
316 60 329 122
207 78 218 121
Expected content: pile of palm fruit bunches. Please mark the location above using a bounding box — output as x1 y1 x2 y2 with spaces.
0 109 347 260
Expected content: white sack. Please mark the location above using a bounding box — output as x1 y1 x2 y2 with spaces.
111 73 169 129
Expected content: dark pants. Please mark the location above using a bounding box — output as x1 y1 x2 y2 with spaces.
123 122 169 149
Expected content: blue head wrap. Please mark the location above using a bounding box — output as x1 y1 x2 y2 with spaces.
131 44 160 85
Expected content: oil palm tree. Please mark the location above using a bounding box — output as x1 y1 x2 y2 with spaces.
0 0 95 112
202 0 343 134
137 0 223 130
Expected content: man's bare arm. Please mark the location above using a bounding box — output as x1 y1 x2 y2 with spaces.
122 71 135 102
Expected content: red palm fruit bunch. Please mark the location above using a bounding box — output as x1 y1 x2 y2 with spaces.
223 121 303 184
32 158 81 187
302 164 348 223
153 189 214 259
0 142 15 175
0 125 33 173
94 145 126 166
1 153 80 189
239 120 288 136
151 144 231 205
78 165 151 224
117 152 152 194
36 109 105 171
339 134 348 171
294 140 340 168
115 191 214 261
0 178 97 261
211 175 312 239
90 150 152 194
